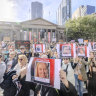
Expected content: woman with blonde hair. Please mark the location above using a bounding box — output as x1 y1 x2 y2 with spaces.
35 62 49 78
13 54 30 96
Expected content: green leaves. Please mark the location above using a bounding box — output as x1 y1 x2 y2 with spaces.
65 14 96 41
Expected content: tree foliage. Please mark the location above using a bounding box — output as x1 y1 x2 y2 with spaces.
65 14 96 41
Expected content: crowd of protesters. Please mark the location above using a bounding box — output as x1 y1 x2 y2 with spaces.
0 41 96 96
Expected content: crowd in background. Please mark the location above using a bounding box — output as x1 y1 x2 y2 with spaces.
0 41 96 96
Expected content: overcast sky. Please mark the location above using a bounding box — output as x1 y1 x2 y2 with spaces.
0 0 96 23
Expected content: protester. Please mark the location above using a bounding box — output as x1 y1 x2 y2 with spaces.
17 46 31 62
1 40 96 96
62 58 75 86
74 57 88 96
13 54 30 96
32 70 77 96
88 52 96 96
5 51 17 72
0 54 6 84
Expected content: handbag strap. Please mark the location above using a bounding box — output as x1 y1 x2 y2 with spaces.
64 64 69 75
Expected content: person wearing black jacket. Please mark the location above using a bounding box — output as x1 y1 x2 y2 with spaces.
5 51 17 71
28 70 77 96
17 46 32 62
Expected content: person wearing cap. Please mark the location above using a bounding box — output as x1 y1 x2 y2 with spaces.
17 46 32 62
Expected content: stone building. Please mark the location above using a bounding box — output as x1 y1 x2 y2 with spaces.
0 21 21 41
0 18 65 42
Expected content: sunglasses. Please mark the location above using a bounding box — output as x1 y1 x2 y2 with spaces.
20 48 25 50
19 58 23 61
63 58 69 60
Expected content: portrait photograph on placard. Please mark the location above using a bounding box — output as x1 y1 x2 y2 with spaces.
77 47 85 57
62 45 71 56
26 57 61 89
93 43 96 50
36 44 42 53
34 61 50 84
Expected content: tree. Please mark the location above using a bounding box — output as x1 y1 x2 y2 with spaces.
65 14 96 41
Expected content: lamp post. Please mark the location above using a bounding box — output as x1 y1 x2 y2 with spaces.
66 28 68 42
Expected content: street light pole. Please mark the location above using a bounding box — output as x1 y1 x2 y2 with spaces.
66 28 68 42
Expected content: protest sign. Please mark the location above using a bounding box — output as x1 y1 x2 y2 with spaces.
77 46 89 57
33 44 45 53
15 40 30 50
78 38 83 44
26 57 61 89
56 43 76 58
93 42 96 51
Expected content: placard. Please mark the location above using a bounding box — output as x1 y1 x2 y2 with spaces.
26 57 61 89
33 44 45 53
15 40 30 50
93 42 96 51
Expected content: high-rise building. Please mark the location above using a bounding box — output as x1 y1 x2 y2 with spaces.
56 0 71 25
72 5 95 19
31 1 43 20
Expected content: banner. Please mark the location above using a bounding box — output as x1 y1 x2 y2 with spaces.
33 44 45 53
15 40 30 50
39 32 40 42
48 32 50 43
26 57 61 89
29 32 32 40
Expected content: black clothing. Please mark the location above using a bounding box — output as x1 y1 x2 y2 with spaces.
34 53 39 57
88 72 96 96
1 70 17 96
5 58 17 70
17 76 30 96
34 82 77 96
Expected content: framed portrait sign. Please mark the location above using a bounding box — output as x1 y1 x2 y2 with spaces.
26 57 61 89
56 43 76 58
33 44 45 53
61 44 71 57
77 46 89 57
93 42 96 51
35 44 42 53
34 61 50 83
77 46 85 57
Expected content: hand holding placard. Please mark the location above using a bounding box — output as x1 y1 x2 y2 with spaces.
59 70 69 88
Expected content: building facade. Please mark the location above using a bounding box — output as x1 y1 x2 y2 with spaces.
57 0 71 25
21 18 65 43
0 22 21 41
72 5 95 19
31 1 43 20
0 18 65 43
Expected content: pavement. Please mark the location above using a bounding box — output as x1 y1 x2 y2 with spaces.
0 88 3 96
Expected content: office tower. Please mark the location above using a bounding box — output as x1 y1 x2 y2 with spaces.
31 1 43 20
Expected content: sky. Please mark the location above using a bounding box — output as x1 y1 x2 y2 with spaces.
0 0 96 24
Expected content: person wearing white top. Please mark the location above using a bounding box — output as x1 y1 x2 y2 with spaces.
62 58 75 86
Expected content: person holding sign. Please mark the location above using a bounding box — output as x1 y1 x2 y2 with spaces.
33 70 77 96
26 57 77 96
